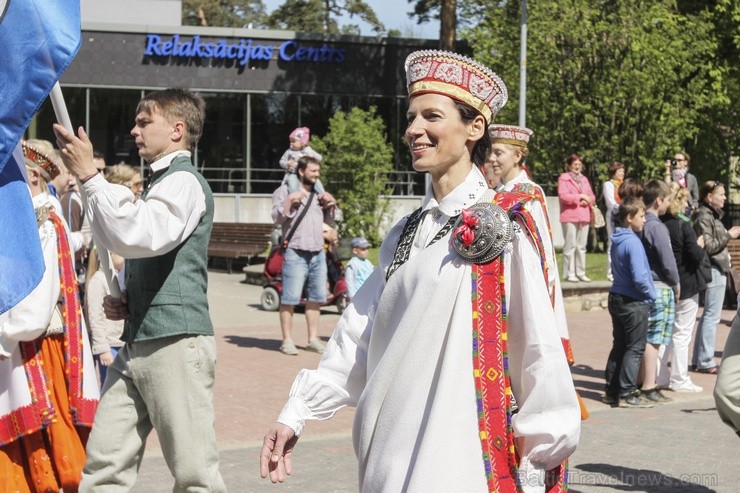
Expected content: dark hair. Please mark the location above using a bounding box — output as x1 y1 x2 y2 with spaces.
296 155 320 174
617 195 646 225
700 180 724 203
565 154 583 171
618 177 643 199
642 179 671 207
607 161 625 178
453 100 490 167
137 88 206 150
93 150 105 160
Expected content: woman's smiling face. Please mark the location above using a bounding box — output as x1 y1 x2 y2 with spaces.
405 93 475 179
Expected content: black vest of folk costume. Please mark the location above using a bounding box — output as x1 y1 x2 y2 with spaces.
123 155 214 342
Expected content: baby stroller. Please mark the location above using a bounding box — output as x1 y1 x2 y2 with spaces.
260 241 349 314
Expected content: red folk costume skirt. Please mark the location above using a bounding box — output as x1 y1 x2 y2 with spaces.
0 336 90 493
0 211 96 493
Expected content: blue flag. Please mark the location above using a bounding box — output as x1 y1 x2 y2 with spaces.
0 0 81 314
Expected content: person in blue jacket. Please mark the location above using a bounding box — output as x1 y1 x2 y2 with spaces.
604 195 658 408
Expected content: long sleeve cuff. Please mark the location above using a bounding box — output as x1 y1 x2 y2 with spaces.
0 334 17 358
277 397 313 437
276 366 353 434
518 457 546 493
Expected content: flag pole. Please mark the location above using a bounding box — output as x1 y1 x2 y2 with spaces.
49 82 121 298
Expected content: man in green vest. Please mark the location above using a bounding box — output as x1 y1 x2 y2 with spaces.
54 88 225 491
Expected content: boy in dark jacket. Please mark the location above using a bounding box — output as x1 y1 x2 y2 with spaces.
639 180 680 403
605 196 657 408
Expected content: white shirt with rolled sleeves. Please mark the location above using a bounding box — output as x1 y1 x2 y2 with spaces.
277 166 580 492
80 151 206 258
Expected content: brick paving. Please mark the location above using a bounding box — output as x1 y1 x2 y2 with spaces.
131 272 739 492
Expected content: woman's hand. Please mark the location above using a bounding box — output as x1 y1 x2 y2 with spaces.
728 226 740 239
260 423 299 483
697 235 705 248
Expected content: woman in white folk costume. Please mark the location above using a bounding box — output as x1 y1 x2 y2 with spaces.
487 125 576 368
260 50 580 493
0 143 98 492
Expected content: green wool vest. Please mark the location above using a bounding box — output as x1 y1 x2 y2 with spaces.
122 155 214 342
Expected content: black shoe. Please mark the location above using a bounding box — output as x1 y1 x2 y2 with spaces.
642 388 673 403
601 393 619 406
618 394 655 408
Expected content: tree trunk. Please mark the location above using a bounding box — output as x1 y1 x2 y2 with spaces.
440 0 457 50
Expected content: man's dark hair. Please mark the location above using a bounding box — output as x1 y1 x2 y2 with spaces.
642 179 671 207
297 155 320 174
617 195 646 225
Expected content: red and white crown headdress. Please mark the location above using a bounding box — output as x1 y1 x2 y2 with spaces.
405 50 508 123
22 142 61 181
488 124 533 147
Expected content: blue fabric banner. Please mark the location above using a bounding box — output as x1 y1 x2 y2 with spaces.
0 0 81 314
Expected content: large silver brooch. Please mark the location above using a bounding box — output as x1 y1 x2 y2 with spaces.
450 202 512 264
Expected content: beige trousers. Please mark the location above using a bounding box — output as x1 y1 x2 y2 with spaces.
80 334 226 492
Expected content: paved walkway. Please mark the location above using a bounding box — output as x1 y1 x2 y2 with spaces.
131 272 738 492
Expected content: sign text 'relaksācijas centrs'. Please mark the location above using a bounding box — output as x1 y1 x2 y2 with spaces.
144 34 346 66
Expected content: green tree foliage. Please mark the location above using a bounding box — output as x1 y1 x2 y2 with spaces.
268 0 384 34
463 1 735 190
409 0 458 47
310 107 394 244
182 0 268 28
674 0 739 186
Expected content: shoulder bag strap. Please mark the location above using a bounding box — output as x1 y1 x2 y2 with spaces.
282 190 316 248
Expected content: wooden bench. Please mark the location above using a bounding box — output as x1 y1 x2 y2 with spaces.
208 222 273 273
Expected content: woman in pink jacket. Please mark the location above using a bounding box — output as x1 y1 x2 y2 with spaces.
558 154 596 282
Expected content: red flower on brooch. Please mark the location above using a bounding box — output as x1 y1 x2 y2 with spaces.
453 208 478 247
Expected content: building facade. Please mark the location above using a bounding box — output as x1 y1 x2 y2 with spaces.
30 22 436 197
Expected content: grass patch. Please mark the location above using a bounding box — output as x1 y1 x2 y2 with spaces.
556 252 609 281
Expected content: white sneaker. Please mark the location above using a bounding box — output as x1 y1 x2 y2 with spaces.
565 276 579 283
577 275 592 282
669 383 703 393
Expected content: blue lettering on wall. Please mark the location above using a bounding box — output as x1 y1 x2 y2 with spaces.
144 34 346 67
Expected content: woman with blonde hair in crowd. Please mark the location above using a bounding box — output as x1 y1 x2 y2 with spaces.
105 163 144 200
657 184 708 392
558 154 596 282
